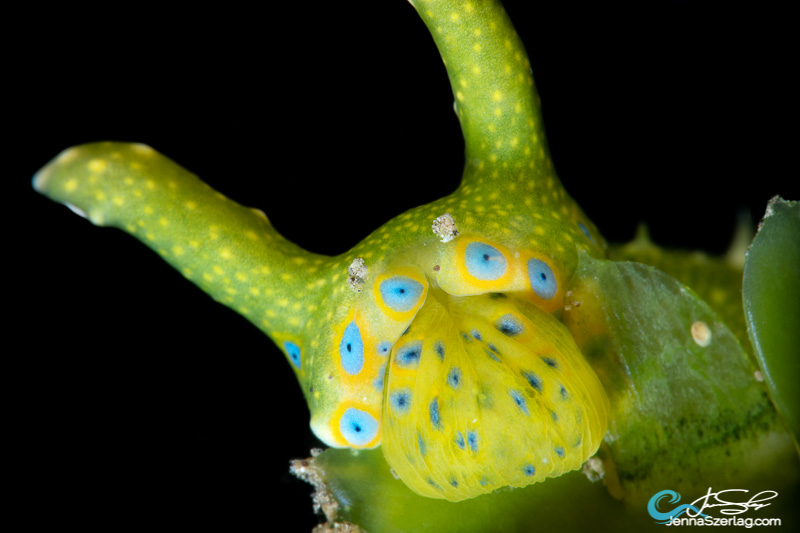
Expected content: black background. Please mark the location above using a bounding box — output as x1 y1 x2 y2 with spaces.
14 1 796 530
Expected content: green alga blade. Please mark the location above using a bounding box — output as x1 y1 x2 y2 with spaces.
562 255 799 504
608 228 750 353
743 197 800 442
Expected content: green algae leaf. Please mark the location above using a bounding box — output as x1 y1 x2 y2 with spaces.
743 197 800 443
312 447 651 533
608 227 750 353
562 255 799 504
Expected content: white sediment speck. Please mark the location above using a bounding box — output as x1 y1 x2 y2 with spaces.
432 213 459 243
347 257 368 292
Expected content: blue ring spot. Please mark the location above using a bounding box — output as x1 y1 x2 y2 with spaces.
485 349 501 362
379 276 424 312
524 464 536 477
510 389 530 415
391 389 411 414
455 431 465 450
434 341 445 360
377 341 392 356
429 397 441 429
465 242 507 280
528 259 558 300
284 341 301 369
578 221 595 243
495 314 524 336
395 340 422 368
467 431 479 453
527 258 557 300
339 408 378 446
339 321 365 375
523 371 542 392
447 367 462 389
373 362 387 390
554 446 565 458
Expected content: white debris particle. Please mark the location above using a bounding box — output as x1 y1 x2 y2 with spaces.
432 213 459 242
347 257 368 292
582 457 605 482
289 453 338 522
754 370 764 382
690 320 712 347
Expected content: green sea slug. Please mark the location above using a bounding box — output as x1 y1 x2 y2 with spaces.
30 0 798 530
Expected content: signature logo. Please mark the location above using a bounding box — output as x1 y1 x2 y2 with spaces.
647 488 778 525
648 490 707 524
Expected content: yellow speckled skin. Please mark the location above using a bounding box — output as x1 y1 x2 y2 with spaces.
33 0 609 501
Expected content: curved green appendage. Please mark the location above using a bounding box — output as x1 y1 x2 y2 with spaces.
32 142 371 429
411 0 546 166
33 142 332 343
743 197 800 443
562 254 800 503
410 0 606 277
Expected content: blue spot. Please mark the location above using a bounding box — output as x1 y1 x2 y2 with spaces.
455 431 465 449
578 221 595 243
510 389 529 415
479 476 489 487
391 389 411 414
555 446 565 458
465 242 507 280
495 314 524 336
395 341 422 368
559 384 569 399
485 349 501 362
377 341 392 356
524 464 536 476
418 433 427 455
374 363 386 389
527 258 557 300
488 343 499 354
284 341 301 369
339 408 378 446
380 276 424 312
434 341 445 360
339 321 364 375
447 367 462 389
542 356 558 368
467 431 479 453
461 332 472 342
522 371 542 392
574 435 582 447
551 410 558 422
471 329 482 341
427 478 440 490
429 397 441 429
450 477 459 488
